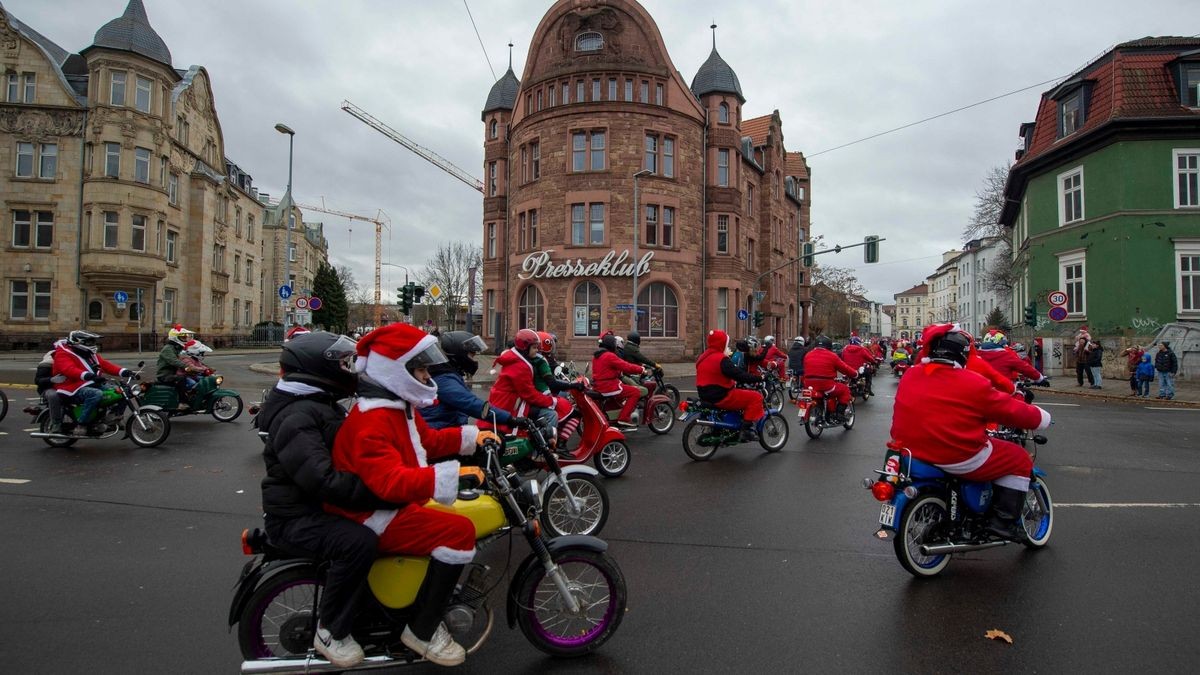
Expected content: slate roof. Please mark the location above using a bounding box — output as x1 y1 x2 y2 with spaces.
88 0 172 67
690 48 744 103
7 13 69 67
482 67 520 119
1016 36 1200 166
742 114 771 146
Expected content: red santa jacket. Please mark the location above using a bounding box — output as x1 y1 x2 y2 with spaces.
890 362 1050 466
328 400 478 518
978 347 1043 382
52 344 128 395
591 349 644 394
488 348 556 417
696 329 760 402
841 343 876 370
802 348 858 381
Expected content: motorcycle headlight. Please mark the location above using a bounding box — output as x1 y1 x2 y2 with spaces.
524 479 540 504
215 375 224 385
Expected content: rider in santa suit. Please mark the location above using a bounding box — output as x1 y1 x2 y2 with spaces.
328 323 499 667
840 334 877 395
977 336 1048 385
695 329 765 441
802 335 858 421
890 323 1052 540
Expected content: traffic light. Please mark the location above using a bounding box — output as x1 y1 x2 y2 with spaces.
398 284 412 314
863 235 880 263
1023 302 1037 327
753 311 765 328
412 284 425 303
802 242 814 267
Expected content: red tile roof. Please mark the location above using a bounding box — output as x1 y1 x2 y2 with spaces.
1016 38 1200 165
742 114 772 146
785 151 809 180
896 283 928 297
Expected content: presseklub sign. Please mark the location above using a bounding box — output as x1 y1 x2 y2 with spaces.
517 249 654 280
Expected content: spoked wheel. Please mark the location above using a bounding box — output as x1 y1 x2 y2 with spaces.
859 387 872 403
758 412 789 452
682 419 718 461
541 473 610 537
514 548 627 657
211 395 243 422
647 401 675 435
594 440 630 477
128 410 170 448
661 384 681 408
843 402 856 430
1021 477 1054 548
764 385 785 412
39 413 76 448
0 389 8 422
894 495 951 578
237 567 320 659
803 409 824 439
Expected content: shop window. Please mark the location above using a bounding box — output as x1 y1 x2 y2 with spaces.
636 282 678 337
573 281 602 337
518 285 544 330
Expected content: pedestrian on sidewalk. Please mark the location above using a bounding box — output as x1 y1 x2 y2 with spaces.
1087 340 1104 389
1155 341 1179 400
1074 327 1094 387
1120 344 1144 396
1135 353 1155 398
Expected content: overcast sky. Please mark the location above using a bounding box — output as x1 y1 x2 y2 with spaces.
11 0 1200 304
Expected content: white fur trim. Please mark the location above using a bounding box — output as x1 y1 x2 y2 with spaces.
458 426 479 455
275 379 326 396
995 474 1031 491
405 413 428 466
936 441 993 474
360 334 440 407
355 397 409 413
1035 406 1052 430
361 509 399 536
431 545 476 564
432 461 461 505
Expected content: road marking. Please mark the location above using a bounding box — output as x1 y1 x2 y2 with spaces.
23 427 38 432
1056 503 1200 508
1039 402 1080 407
0 478 31 484
1143 407 1200 411
0 383 36 389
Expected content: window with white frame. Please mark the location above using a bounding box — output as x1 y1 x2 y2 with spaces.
1174 149 1200 208
1058 250 1086 317
166 229 178 263
15 142 33 177
589 204 605 244
246 258 253 286
488 161 497 196
131 214 146 251
245 301 253 327
22 72 36 102
232 298 240 326
38 143 56 178
234 254 241 282
716 287 728 331
1176 240 1200 314
717 149 729 187
163 288 176 323
575 32 603 52
518 285 544 330
716 215 729 253
135 76 152 113
103 211 119 248
5 72 16 102
487 222 496 258
1059 93 1081 136
110 70 126 105
105 143 120 178
1058 166 1084 226
718 102 729 124
9 279 51 319
573 281 601 337
636 282 679 337
168 173 178 204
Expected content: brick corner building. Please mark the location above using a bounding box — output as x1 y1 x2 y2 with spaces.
480 0 812 360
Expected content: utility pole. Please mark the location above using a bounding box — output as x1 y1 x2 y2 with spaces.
275 123 295 337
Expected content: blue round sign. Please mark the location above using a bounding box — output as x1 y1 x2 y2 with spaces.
114 291 128 303
737 309 750 321
278 285 293 300
1048 306 1068 322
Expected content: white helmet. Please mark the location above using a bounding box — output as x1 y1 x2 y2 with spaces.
792 336 805 347
183 339 212 358
614 335 625 349
764 335 776 346
168 324 195 347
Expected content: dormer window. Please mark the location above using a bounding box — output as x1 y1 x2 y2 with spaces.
575 32 603 52
1051 79 1092 139
1183 64 1200 107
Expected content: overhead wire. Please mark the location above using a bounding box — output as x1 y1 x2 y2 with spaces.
462 0 496 81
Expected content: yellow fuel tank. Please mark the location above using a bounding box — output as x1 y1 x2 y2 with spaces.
426 494 507 538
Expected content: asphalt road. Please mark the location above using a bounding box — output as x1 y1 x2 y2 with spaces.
2 354 1199 674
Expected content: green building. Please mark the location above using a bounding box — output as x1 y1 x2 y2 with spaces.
1000 37 1200 338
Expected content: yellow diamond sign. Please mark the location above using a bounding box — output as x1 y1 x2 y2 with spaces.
427 284 442 300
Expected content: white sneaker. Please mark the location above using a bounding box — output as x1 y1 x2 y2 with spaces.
313 624 364 668
401 623 466 667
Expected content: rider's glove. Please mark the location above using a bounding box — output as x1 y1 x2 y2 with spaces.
458 465 486 488
83 372 100 382
475 430 501 448
509 416 531 428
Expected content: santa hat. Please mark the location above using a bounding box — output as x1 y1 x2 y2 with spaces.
355 324 440 406
285 325 310 341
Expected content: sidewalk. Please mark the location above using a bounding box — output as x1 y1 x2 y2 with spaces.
1040 374 1197 406
249 353 700 382
0 347 281 362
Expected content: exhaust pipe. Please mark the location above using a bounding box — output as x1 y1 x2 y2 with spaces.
242 654 405 675
920 540 1009 556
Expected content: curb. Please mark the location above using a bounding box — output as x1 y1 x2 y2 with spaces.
1039 388 1199 408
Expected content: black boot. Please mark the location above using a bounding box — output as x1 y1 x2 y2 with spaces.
986 485 1027 541
739 422 757 442
401 560 467 665
834 403 847 423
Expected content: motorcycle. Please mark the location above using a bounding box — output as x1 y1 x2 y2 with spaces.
27 362 170 448
600 370 676 435
865 433 1053 578
141 344 243 422
230 436 628 672
754 367 787 411
891 359 909 378
848 364 874 403
560 378 632 477
678 383 790 460
490 416 611 538
795 380 855 439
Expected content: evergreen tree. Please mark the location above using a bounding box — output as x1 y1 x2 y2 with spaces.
984 306 1012 334
312 262 349 333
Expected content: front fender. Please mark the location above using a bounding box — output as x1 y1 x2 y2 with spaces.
541 463 600 494
227 557 318 628
211 388 241 399
506 535 609 628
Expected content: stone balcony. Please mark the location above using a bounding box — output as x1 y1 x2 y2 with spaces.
80 251 167 295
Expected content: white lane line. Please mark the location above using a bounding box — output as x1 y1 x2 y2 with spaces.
1143 407 1200 411
0 478 31 484
1056 503 1200 508
22 427 38 432
1039 402 1079 407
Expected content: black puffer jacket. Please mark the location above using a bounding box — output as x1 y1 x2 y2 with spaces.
259 388 387 519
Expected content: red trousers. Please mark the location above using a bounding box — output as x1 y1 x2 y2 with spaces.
368 503 476 565
602 383 641 423
952 438 1034 491
717 387 765 422
804 378 851 405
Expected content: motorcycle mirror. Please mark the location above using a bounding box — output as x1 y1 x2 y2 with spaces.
1033 435 1048 445
137 361 144 367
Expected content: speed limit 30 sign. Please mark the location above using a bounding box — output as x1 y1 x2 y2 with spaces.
1048 291 1068 307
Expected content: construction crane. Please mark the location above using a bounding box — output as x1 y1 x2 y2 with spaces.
294 200 390 327
341 100 484 193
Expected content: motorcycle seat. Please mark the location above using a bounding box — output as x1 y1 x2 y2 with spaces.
908 458 946 479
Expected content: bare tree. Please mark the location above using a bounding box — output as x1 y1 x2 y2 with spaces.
418 241 482 331
810 265 867 337
963 164 1011 242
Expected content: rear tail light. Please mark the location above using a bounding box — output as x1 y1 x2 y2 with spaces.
871 481 895 502
677 401 688 413
241 528 254 555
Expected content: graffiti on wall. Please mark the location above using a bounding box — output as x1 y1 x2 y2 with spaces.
1131 316 1162 333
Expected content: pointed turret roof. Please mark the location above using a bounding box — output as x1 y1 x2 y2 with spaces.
482 66 521 120
87 0 172 67
691 26 744 103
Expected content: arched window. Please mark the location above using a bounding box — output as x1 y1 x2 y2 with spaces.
518 285 544 330
636 282 679 337
129 301 144 322
573 281 602 337
575 32 603 52
489 119 498 139
88 300 103 321
718 102 729 124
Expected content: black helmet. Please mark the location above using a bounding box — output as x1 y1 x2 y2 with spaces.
279 331 359 396
814 335 833 350
67 329 102 354
599 334 618 351
626 331 642 346
928 330 972 367
439 331 487 377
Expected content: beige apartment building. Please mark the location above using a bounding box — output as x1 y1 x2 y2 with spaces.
1 0 322 349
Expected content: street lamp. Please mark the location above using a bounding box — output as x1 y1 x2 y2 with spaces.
631 168 652 329
275 123 295 337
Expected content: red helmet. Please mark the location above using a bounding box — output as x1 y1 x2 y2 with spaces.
536 331 556 354
514 328 540 351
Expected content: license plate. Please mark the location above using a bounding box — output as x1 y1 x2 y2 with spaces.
878 503 896 527
796 404 809 418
